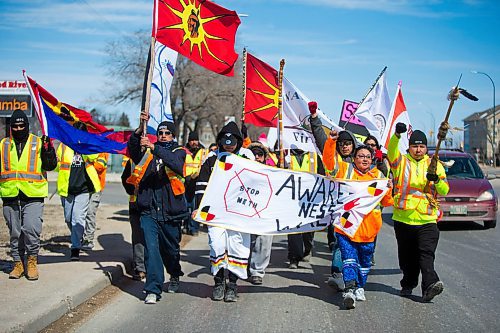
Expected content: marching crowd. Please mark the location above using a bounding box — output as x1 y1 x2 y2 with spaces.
1 98 451 309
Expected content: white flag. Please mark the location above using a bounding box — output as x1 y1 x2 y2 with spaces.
355 72 392 143
380 83 412 153
267 77 342 152
148 41 178 133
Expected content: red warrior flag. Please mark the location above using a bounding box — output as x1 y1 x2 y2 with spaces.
244 53 279 127
153 0 240 76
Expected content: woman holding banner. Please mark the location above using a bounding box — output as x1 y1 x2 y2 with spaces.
323 130 393 310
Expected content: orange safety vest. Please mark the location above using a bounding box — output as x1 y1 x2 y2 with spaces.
126 149 185 196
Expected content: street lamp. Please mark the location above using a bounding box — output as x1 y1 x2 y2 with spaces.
418 102 436 146
471 70 496 166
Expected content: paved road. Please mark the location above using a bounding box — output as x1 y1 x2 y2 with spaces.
73 183 500 332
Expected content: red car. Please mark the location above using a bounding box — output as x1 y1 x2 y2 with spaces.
433 150 497 229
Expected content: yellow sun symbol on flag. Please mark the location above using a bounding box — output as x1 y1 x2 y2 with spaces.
159 0 227 64
247 67 279 118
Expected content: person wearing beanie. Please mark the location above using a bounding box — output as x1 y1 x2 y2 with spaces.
308 101 352 291
193 121 255 302
57 122 102 261
1 109 57 280
183 130 207 236
128 113 188 304
387 122 449 303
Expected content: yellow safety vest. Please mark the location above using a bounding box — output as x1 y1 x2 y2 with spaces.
0 134 48 198
388 135 449 224
56 144 102 197
184 148 207 177
290 152 318 173
126 148 186 196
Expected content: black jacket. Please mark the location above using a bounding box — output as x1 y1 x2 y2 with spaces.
128 133 188 221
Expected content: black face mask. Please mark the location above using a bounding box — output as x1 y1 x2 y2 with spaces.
11 125 29 142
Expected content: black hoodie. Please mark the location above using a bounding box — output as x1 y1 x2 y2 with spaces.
195 121 254 208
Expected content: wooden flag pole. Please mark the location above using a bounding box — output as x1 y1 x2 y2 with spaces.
141 36 157 136
277 59 285 168
343 66 388 129
241 48 247 124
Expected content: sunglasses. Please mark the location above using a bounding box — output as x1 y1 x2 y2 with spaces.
158 130 172 136
366 143 377 148
254 152 264 157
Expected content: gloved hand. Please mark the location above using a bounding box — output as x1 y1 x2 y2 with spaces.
308 101 318 115
374 149 383 162
437 121 450 140
426 173 439 182
241 123 248 139
41 135 51 150
395 122 407 134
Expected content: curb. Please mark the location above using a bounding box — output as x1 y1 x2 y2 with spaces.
12 260 130 333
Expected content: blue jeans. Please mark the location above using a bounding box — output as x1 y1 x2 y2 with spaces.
141 213 183 298
62 193 90 250
187 199 199 233
337 232 375 288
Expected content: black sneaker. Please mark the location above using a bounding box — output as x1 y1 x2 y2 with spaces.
224 282 238 302
70 249 80 261
167 276 180 293
250 276 263 285
212 282 225 301
422 281 444 302
400 287 413 297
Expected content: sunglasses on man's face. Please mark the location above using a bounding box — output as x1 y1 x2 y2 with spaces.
254 152 264 157
158 130 172 136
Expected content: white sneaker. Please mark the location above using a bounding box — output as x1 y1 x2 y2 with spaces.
354 288 366 301
144 293 157 304
343 289 356 309
327 272 345 291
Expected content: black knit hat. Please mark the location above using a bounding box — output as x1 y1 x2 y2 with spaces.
338 131 353 143
188 131 199 141
409 130 427 146
10 109 28 126
157 121 176 136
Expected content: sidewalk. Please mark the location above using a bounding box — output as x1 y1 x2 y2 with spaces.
0 202 133 333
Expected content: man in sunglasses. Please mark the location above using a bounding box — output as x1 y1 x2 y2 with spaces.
0 109 57 280
127 115 188 304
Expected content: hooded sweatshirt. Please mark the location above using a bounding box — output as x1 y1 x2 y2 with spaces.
195 122 254 208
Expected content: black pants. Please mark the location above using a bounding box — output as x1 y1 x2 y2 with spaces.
394 221 440 293
287 232 314 261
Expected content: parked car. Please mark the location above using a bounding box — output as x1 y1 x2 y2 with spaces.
432 150 497 229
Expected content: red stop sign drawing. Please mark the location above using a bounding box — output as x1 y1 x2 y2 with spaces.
224 168 273 218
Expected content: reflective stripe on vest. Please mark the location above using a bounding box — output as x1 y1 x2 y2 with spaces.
395 157 433 215
126 151 154 186
184 148 207 176
290 153 317 173
0 134 48 197
0 135 44 182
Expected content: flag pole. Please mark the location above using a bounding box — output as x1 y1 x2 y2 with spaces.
343 66 387 129
141 36 157 136
277 59 285 168
241 48 247 124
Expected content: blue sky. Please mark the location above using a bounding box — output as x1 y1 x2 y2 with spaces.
1 0 499 146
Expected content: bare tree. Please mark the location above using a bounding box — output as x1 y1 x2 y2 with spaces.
101 29 247 142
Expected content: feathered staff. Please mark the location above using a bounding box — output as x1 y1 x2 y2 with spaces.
424 75 479 204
